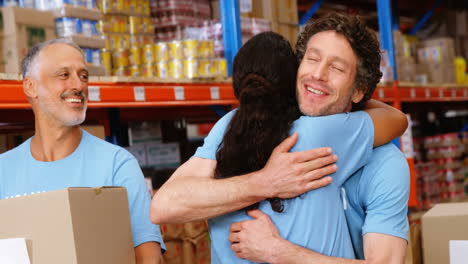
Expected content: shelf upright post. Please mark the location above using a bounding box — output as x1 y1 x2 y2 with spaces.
220 0 242 76
376 0 397 81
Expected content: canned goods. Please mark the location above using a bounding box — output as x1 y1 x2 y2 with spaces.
168 41 184 60
130 65 141 77
216 58 228 78
168 59 183 79
154 42 169 61
91 21 99 36
142 44 155 64
113 0 125 13
142 35 154 45
87 0 96 8
112 67 130 77
92 49 101 66
199 40 214 58
142 63 156 77
113 34 130 50
82 20 92 36
183 39 200 58
156 61 168 79
97 0 112 13
83 48 93 64
101 49 112 74
129 0 138 14
55 17 80 37
183 59 199 79
112 49 130 67
129 47 141 66
75 18 83 34
197 59 213 78
142 17 154 34
129 16 141 35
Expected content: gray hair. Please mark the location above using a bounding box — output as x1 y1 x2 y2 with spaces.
21 38 83 78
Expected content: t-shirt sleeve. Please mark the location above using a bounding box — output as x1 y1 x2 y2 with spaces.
193 109 236 160
293 111 374 187
113 150 166 251
361 153 410 240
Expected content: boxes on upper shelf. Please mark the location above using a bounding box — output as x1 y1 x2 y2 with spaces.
1 6 56 74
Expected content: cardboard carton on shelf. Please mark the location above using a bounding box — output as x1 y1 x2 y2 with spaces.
0 187 136 264
241 0 298 24
417 37 456 63
422 202 468 264
416 62 456 84
1 7 56 74
64 34 105 49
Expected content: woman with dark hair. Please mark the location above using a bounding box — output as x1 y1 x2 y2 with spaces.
206 32 407 263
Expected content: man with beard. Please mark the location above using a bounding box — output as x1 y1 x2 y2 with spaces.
0 39 165 264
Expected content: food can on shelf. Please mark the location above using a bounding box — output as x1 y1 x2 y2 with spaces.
198 59 214 78
142 17 154 34
168 59 183 79
129 16 141 35
101 49 112 73
142 63 156 77
168 40 184 60
83 48 93 64
142 44 155 64
216 58 228 78
154 42 169 61
112 49 130 68
112 66 130 76
183 39 200 58
183 59 199 79
97 0 112 13
92 49 101 66
130 65 141 77
82 19 93 36
129 47 142 66
156 61 168 79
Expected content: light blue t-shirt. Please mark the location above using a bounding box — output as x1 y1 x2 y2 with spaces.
343 143 409 259
0 130 165 250
194 109 374 263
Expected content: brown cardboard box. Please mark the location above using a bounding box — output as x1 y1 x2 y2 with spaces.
271 22 299 46
161 223 185 241
82 125 106 140
210 0 220 19
242 0 297 24
184 220 208 238
416 62 456 84
0 187 136 264
417 37 455 63
65 35 106 49
396 56 416 82
1 7 56 74
422 202 468 264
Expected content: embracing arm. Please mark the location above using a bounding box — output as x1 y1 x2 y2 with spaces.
363 99 408 147
230 211 405 264
150 133 337 224
134 242 163 264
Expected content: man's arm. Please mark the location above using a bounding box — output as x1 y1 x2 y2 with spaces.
151 133 337 224
230 210 406 264
134 242 163 264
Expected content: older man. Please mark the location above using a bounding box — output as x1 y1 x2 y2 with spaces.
0 39 164 264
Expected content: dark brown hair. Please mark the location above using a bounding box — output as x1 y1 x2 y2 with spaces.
214 32 301 212
296 12 382 110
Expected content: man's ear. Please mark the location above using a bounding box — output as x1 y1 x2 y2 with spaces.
351 89 365 103
23 77 37 99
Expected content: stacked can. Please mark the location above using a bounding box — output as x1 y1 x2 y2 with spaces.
156 39 227 80
96 0 155 76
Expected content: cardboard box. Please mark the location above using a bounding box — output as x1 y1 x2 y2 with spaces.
417 37 455 63
82 124 106 140
242 0 297 24
1 7 56 74
416 62 456 84
396 56 416 82
0 187 136 264
422 202 468 264
163 241 183 264
271 22 299 46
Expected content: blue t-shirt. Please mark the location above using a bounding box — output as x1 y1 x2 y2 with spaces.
0 130 165 249
343 143 409 259
194 109 374 263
